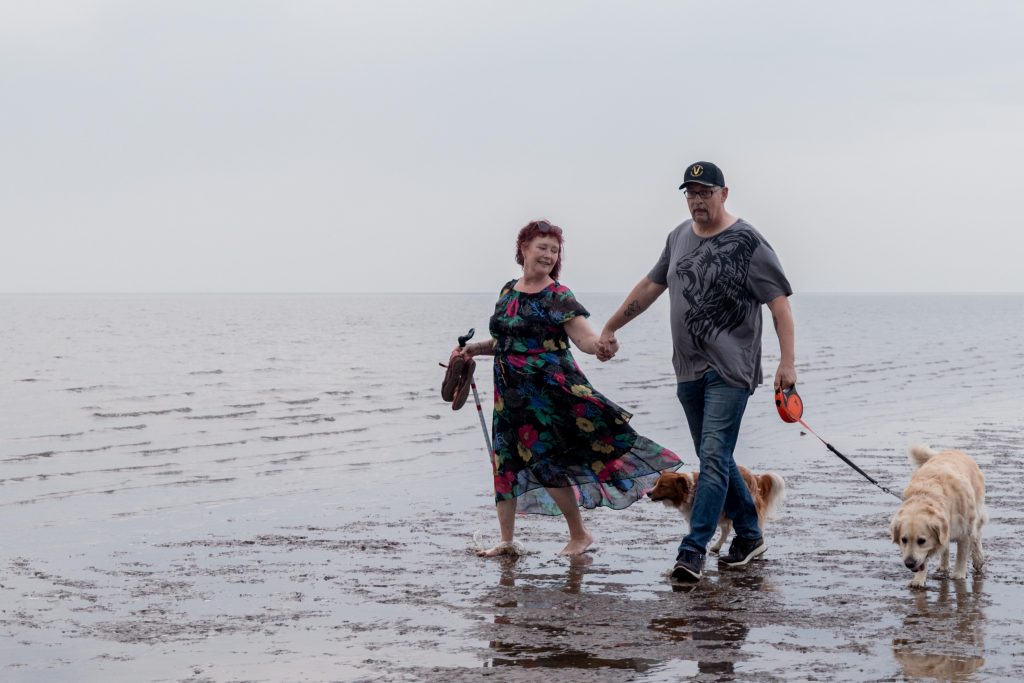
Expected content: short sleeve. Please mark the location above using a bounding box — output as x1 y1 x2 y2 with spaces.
747 240 793 304
548 285 590 324
647 235 672 286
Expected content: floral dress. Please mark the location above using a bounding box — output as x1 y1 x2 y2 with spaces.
488 279 682 515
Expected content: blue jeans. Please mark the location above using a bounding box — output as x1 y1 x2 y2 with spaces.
675 369 761 557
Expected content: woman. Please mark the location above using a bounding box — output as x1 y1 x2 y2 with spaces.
452 220 682 557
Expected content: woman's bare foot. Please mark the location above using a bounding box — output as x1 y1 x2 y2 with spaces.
477 541 521 558
558 532 594 556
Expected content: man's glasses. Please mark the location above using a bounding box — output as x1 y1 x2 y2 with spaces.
535 220 563 235
683 187 720 200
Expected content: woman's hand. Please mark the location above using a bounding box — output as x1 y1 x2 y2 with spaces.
451 339 494 360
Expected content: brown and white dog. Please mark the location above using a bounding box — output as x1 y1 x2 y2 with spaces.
890 444 987 588
648 466 785 553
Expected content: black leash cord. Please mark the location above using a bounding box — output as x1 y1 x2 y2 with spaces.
822 440 903 500
794 417 903 501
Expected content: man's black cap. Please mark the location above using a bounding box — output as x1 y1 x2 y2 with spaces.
679 161 725 189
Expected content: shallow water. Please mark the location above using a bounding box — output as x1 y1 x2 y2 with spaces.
1 293 1022 681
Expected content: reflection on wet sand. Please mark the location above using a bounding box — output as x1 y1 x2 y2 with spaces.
487 554 658 671
565 552 593 592
648 613 749 677
655 572 769 676
487 644 658 671
893 576 986 680
484 556 772 674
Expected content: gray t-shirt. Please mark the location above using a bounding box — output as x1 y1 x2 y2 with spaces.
647 218 792 393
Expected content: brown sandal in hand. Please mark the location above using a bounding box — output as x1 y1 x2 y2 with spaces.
441 356 467 402
450 359 475 411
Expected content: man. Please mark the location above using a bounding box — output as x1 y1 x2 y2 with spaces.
598 161 796 583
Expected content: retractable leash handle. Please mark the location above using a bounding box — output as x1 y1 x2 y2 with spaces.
775 385 803 423
458 328 475 348
775 385 902 500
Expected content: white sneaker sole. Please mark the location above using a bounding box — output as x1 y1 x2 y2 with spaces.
720 542 766 567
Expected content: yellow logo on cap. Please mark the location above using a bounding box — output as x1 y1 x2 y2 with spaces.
691 165 704 177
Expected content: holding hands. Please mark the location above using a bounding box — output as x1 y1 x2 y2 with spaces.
596 329 619 362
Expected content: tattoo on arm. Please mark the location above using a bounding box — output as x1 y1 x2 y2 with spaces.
624 300 641 318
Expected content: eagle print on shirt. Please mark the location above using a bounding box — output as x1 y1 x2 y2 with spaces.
674 229 761 351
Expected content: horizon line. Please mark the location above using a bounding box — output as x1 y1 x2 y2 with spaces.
2 290 1023 296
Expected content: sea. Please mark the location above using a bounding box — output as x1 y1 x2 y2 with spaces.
1 292 1022 681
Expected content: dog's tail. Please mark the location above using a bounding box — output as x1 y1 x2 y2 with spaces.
909 443 939 468
759 472 786 521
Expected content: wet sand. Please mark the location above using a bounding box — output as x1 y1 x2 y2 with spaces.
4 412 1023 681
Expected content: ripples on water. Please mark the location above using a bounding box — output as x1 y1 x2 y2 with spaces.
1 293 1022 532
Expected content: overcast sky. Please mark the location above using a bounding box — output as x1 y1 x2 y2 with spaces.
3 1 1023 294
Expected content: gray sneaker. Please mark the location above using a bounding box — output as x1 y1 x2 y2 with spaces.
671 549 705 582
719 536 766 567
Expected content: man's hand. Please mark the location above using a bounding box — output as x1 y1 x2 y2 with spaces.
596 330 619 362
774 363 797 391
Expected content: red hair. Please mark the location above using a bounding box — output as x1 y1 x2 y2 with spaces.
515 219 564 280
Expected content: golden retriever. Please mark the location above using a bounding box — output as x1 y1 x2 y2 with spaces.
648 466 785 553
890 445 987 588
